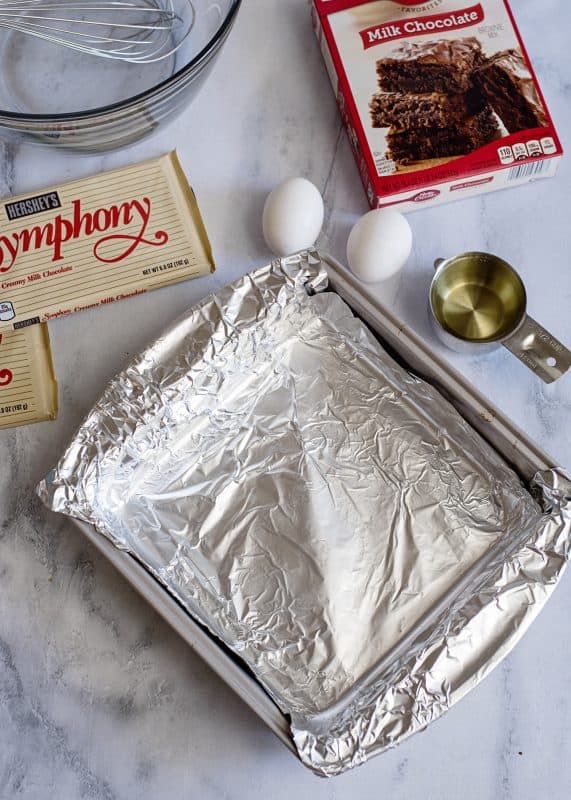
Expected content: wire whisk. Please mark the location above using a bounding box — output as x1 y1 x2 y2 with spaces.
0 0 196 62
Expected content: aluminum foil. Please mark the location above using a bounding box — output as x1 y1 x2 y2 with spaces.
38 252 571 776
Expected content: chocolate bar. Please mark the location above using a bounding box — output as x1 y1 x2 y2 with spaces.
370 89 484 131
475 48 548 133
0 325 58 429
376 37 484 94
387 107 500 165
0 152 214 333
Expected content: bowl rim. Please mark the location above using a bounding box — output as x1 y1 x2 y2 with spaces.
0 0 242 123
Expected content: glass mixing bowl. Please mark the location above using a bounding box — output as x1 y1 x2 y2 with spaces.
0 0 242 151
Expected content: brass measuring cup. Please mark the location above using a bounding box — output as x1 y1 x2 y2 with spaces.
429 252 571 384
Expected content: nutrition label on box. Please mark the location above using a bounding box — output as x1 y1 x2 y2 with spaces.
0 324 58 429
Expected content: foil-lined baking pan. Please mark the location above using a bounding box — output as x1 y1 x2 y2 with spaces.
38 252 571 776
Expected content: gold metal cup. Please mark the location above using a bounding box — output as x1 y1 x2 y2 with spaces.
429 253 571 384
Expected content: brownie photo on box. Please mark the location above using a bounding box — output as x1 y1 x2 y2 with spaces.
371 37 500 168
376 38 485 94
474 48 548 133
370 89 484 132
386 107 500 165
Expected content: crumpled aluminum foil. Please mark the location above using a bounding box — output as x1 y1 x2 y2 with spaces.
38 252 571 776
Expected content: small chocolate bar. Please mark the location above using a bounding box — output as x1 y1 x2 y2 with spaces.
370 89 484 131
475 48 548 132
376 37 484 94
0 325 58 430
386 107 500 165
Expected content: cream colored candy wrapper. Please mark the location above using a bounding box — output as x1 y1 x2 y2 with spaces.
0 324 58 429
0 151 214 332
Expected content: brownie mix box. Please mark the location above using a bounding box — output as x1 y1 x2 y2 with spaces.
311 0 562 211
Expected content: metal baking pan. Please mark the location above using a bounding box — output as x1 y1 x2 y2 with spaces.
63 252 563 762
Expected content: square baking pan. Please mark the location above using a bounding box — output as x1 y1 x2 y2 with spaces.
63 253 562 763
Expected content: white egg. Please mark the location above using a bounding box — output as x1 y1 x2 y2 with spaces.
262 177 324 257
347 208 412 283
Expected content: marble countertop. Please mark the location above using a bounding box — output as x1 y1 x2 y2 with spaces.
1 0 570 797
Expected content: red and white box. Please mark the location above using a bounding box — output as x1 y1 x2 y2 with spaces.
311 0 563 211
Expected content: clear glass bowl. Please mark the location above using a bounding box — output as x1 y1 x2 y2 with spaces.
0 0 242 151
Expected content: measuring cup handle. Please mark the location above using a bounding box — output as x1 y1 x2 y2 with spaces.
503 315 571 384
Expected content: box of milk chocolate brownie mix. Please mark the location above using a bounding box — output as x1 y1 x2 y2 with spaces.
311 0 562 211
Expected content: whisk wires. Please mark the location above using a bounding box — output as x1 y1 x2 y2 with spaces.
0 0 196 62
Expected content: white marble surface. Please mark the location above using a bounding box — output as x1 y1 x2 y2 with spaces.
1 0 570 797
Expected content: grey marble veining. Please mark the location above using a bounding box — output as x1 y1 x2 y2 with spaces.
1 1 570 798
